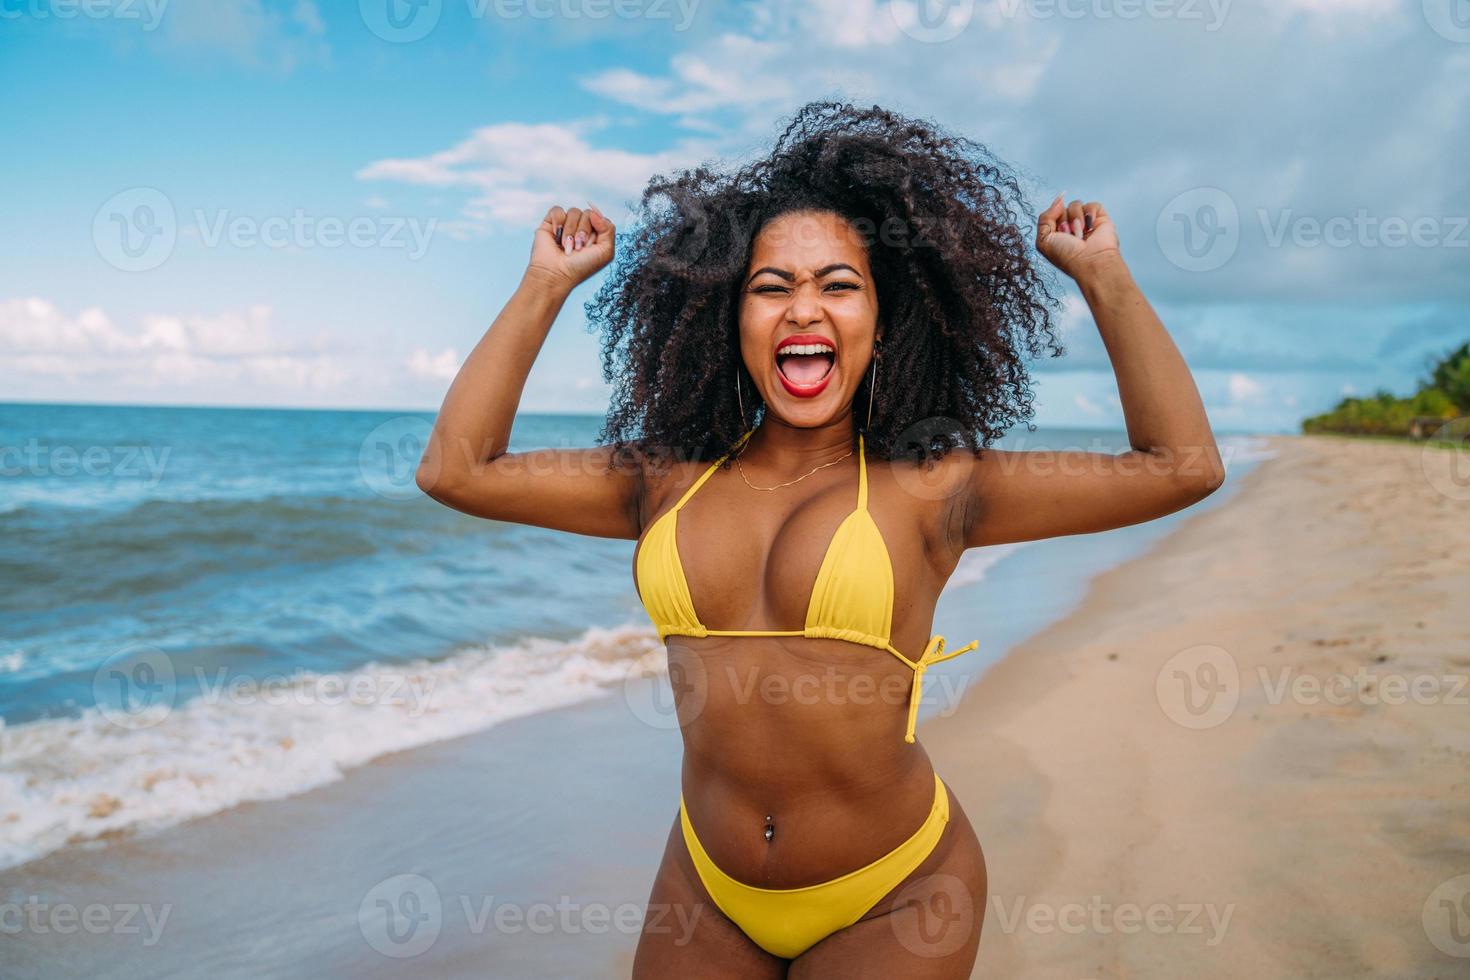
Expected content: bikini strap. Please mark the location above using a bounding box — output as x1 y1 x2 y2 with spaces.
857 431 868 511
673 427 755 512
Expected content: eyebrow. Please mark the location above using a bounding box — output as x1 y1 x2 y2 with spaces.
746 263 863 285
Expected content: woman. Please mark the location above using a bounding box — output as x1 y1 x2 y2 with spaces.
417 102 1224 977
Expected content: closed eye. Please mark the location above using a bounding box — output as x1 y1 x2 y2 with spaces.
752 282 861 294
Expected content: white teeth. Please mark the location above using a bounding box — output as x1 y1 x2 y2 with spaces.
777 343 835 356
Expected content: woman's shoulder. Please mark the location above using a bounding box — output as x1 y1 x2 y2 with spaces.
617 437 728 530
868 440 982 503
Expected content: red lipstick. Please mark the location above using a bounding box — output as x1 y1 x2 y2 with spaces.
774 333 837 399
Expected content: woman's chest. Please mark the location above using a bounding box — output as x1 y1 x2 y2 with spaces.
634 475 941 630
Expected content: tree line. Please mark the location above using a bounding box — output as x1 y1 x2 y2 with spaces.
1302 341 1470 438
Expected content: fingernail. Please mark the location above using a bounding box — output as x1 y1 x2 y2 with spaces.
575 232 587 249
564 235 573 253
1059 220 1069 234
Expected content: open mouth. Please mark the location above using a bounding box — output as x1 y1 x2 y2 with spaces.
774 335 836 397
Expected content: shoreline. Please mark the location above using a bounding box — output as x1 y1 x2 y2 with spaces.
924 435 1470 978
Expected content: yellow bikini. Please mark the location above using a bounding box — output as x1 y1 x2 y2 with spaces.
635 426 980 958
679 773 951 959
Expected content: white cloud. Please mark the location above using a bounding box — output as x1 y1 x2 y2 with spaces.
1227 372 1265 404
969 35 1061 101
290 0 325 34
582 36 794 115
749 0 905 48
579 2 1057 126
1073 392 1104 416
159 0 328 73
1274 0 1400 16
0 298 344 391
1040 294 1109 371
407 347 462 382
358 119 718 230
1055 294 1092 337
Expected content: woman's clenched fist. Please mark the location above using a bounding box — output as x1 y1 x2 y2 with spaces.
526 203 616 292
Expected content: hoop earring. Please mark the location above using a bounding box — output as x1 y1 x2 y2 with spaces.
866 338 882 431
736 367 746 425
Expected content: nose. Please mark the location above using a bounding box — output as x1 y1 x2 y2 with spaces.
784 279 825 327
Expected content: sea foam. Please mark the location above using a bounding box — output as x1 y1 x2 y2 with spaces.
0 623 663 872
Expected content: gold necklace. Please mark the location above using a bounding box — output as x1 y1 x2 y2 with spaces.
733 440 855 492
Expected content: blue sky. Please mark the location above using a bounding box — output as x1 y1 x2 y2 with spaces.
2 0 1467 432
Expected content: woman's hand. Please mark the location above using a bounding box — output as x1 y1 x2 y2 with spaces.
526 203 616 293
1036 195 1122 282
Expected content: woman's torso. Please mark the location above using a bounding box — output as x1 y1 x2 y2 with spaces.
632 443 971 887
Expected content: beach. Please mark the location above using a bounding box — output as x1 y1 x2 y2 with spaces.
926 434 1470 978
4 426 1464 977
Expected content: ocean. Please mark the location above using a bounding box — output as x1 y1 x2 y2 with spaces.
0 403 1272 884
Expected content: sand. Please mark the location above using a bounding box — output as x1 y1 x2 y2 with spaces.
925 435 1470 978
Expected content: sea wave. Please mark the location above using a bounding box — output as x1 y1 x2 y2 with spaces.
0 492 494 608
0 623 663 872
1 491 458 543
948 542 1027 589
1220 434 1280 466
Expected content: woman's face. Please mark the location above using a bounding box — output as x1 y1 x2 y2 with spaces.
738 209 880 430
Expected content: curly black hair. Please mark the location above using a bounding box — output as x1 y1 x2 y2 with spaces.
586 100 1062 470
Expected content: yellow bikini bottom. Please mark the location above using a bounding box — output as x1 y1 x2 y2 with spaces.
678 773 950 960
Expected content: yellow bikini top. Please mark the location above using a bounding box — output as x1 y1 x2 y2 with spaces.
634 426 979 743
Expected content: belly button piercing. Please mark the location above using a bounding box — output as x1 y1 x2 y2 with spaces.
764 815 774 843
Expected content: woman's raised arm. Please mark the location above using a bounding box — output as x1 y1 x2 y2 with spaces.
959 197 1227 549
416 204 644 540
